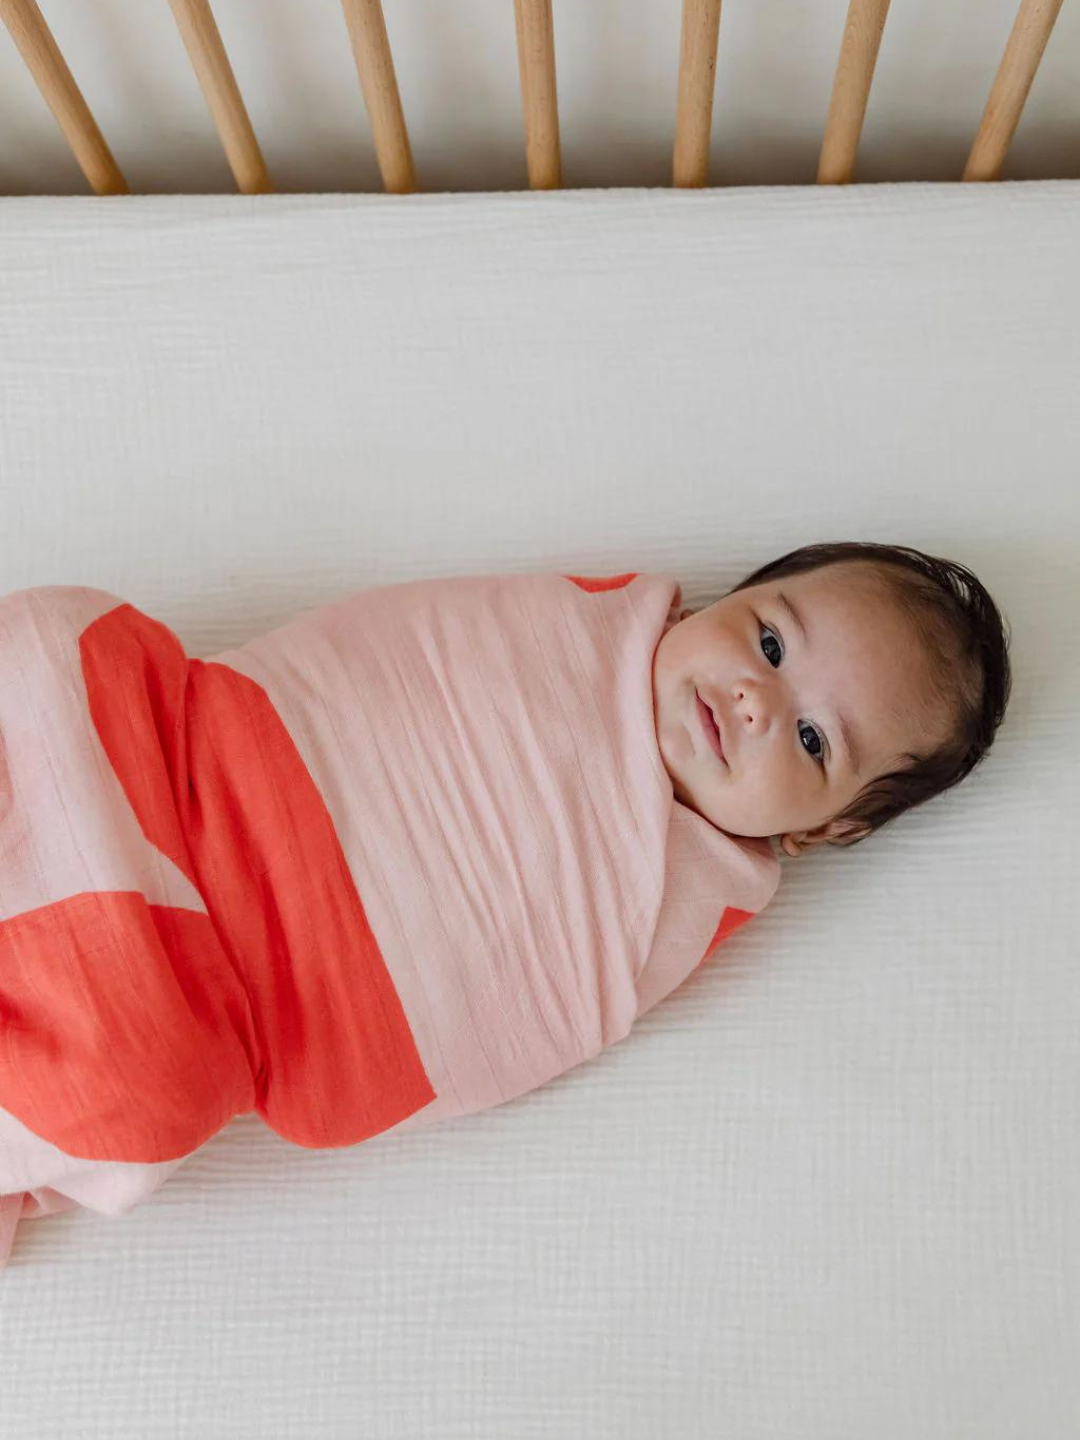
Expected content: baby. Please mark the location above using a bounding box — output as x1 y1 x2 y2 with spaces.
0 540 1010 1263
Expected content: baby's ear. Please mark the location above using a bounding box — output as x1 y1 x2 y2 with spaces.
779 820 869 857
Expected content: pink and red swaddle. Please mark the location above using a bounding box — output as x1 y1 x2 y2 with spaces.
0 571 779 1264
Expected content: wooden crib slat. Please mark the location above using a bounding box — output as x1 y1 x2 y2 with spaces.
167 0 271 194
817 0 892 185
672 0 723 188
339 0 415 194
963 0 1066 182
0 0 127 195
513 0 561 189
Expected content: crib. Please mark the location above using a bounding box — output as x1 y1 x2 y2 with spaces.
0 3 1077 1439
0 0 1072 193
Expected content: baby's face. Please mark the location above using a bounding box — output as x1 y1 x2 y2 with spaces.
651 563 944 855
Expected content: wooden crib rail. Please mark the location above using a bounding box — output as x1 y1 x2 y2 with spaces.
0 0 1071 197
817 0 893 186
514 0 561 190
964 0 1068 181
166 0 270 194
0 0 127 195
672 0 724 188
339 0 415 193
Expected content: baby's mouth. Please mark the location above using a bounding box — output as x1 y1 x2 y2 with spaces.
695 691 726 765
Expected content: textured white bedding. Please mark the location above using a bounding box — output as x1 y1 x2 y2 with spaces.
0 182 1076 1439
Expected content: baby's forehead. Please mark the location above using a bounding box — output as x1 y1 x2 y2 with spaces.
753 565 903 638
787 569 947 718
788 561 892 604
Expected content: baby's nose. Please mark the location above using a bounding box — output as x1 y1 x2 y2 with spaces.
733 689 771 731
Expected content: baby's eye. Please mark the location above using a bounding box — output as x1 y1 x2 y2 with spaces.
760 624 782 668
799 722 825 764
760 623 827 767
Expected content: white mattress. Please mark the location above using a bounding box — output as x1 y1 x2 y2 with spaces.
0 182 1076 1439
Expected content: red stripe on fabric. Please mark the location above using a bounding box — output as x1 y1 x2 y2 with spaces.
0 894 257 1161
693 905 755 972
84 603 436 1153
562 573 638 592
0 601 436 1164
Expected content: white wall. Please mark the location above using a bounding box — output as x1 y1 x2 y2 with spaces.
2 0 1079 196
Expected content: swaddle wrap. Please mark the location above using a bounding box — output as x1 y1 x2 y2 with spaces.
0 572 780 1263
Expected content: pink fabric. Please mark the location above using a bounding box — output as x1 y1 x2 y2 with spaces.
0 572 779 1263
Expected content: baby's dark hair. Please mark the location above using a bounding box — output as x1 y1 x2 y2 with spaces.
723 541 1012 849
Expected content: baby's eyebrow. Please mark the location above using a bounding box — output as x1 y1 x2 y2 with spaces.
836 712 861 777
775 591 808 646
776 590 861 776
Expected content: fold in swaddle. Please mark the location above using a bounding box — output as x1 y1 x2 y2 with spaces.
0 572 779 1264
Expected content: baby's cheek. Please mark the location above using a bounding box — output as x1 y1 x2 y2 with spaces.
656 709 695 771
668 729 695 765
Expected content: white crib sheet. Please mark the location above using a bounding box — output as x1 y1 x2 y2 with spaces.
0 182 1076 1440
